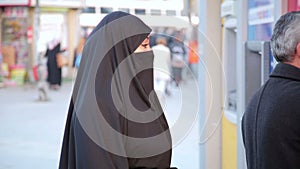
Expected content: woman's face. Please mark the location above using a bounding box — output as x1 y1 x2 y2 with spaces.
134 36 151 53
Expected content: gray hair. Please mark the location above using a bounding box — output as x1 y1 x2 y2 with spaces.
271 11 300 62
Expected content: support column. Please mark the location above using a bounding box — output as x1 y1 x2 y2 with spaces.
198 0 222 168
67 9 79 78
236 0 247 169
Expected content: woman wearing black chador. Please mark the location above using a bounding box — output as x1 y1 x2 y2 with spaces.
58 11 176 169
45 39 62 90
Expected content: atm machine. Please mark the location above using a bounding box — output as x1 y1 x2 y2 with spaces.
226 40 272 113
244 41 273 105
221 2 276 169
237 40 275 169
223 39 274 169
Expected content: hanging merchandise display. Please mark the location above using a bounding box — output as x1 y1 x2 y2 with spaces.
1 7 29 66
1 7 29 86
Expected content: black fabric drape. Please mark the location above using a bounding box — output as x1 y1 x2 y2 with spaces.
58 11 172 169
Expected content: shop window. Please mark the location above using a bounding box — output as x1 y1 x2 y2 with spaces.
151 9 161 15
101 7 113 14
82 7 95 13
181 10 188 16
166 10 176 16
135 9 146 15
119 8 130 13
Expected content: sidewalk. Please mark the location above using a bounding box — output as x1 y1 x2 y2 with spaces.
0 79 200 169
0 81 73 169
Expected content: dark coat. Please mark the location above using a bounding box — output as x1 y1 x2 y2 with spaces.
242 63 300 169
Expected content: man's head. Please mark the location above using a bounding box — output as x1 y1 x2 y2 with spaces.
156 37 167 46
271 11 300 64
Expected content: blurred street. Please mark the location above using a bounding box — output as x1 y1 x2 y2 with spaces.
0 81 72 169
0 78 200 169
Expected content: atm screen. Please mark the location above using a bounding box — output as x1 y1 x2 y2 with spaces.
245 41 271 105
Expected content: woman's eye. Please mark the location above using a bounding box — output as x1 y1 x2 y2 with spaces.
141 44 148 48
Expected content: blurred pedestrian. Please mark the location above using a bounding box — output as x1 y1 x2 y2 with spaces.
152 37 172 103
242 11 300 169
73 37 86 70
187 40 199 78
37 51 49 101
45 38 63 90
58 11 174 169
169 34 186 86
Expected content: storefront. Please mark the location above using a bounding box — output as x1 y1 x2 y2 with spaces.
0 0 82 86
31 0 83 78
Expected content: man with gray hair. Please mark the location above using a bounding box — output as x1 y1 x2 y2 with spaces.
242 11 300 169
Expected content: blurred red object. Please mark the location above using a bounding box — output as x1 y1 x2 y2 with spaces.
32 65 39 81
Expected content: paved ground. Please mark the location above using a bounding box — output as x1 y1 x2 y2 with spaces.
0 78 200 169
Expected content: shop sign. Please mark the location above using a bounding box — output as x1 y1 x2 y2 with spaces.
36 0 83 8
221 0 237 18
0 0 30 6
248 4 274 26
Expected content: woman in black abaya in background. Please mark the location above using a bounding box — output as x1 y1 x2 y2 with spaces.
58 11 175 169
45 39 62 90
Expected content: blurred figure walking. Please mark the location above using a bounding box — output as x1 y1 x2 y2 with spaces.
169 34 186 86
45 38 63 90
187 40 199 78
153 37 172 102
73 37 86 70
37 51 49 101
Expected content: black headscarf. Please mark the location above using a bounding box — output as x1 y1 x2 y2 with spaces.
59 11 172 169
